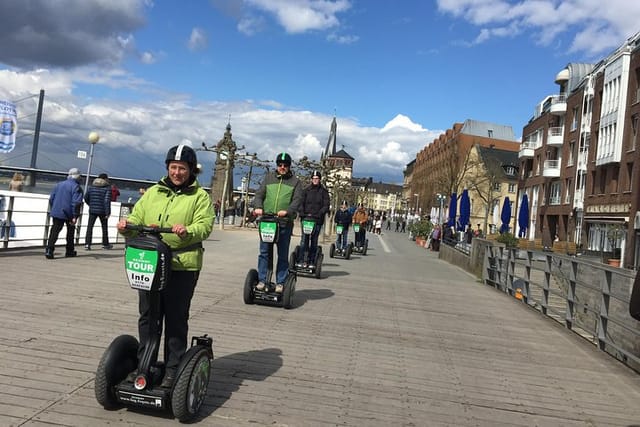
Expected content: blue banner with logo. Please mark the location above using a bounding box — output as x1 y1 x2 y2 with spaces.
0 100 17 153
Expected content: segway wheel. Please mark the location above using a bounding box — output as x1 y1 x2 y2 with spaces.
95 334 139 409
345 245 352 260
244 269 258 304
363 239 369 256
315 254 323 279
289 251 297 269
171 348 211 422
329 243 335 258
282 274 296 309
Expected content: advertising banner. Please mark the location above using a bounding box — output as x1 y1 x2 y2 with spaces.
0 100 17 153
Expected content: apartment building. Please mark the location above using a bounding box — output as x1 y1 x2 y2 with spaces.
519 31 640 268
411 119 519 219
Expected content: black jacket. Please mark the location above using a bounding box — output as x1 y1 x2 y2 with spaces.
84 177 111 216
299 184 330 225
334 208 352 226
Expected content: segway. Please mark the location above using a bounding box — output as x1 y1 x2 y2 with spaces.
95 225 213 422
329 224 352 259
350 223 368 255
290 217 323 279
244 214 296 308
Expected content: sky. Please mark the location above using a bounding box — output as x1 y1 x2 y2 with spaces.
1 0 640 187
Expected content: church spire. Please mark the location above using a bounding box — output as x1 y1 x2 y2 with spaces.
323 115 337 159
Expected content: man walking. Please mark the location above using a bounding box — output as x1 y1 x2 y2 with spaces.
45 168 83 259
84 173 113 250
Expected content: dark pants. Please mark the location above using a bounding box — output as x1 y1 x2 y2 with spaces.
299 223 321 264
355 226 366 246
335 226 349 250
85 214 109 247
46 217 75 255
258 224 292 284
138 270 199 370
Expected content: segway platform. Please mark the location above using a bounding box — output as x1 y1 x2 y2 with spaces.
243 215 296 308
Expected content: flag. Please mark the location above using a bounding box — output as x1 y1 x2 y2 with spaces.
0 100 17 153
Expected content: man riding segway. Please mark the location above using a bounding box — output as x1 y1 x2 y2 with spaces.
295 169 329 269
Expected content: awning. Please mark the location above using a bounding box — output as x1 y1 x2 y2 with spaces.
583 216 628 224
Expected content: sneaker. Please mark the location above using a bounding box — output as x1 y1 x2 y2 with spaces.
45 250 54 259
256 282 266 291
102 244 113 250
160 368 176 388
65 251 77 257
84 245 91 250
275 283 284 293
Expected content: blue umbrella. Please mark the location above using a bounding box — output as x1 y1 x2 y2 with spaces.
458 189 470 231
447 192 457 227
518 194 529 238
500 197 511 234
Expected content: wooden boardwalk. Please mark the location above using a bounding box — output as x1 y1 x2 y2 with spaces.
2 227 640 426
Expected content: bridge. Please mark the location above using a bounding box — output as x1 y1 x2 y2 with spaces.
2 223 640 426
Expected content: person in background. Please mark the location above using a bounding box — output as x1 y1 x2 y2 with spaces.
84 173 113 250
45 168 83 259
296 169 329 267
8 172 24 191
117 144 214 388
351 203 369 250
110 183 120 202
334 200 352 254
252 152 303 293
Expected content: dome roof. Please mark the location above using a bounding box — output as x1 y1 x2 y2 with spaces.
555 68 569 83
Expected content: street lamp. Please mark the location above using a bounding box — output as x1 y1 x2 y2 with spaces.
85 131 100 191
414 193 419 216
436 193 445 225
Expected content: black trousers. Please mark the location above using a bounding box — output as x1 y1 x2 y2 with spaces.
46 217 75 254
85 214 109 246
137 270 199 370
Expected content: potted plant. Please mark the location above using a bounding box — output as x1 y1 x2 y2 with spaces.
496 232 519 248
408 219 433 246
606 225 624 267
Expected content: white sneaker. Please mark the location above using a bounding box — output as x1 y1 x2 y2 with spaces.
275 284 284 293
256 282 266 291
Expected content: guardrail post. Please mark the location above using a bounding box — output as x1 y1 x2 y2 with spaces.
597 269 612 351
566 259 578 330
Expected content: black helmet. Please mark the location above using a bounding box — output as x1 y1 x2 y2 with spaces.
311 169 321 178
275 152 292 166
166 145 198 172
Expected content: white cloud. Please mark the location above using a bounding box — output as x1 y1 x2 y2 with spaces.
187 27 208 51
246 0 352 34
437 0 640 55
0 69 439 184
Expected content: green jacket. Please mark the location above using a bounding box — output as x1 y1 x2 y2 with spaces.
253 170 302 224
122 177 214 271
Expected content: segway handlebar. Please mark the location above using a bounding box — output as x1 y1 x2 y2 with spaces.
124 224 175 234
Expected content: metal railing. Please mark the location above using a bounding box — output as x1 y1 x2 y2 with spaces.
484 245 640 372
0 190 128 250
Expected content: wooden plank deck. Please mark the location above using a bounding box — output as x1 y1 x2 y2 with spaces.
1 228 640 426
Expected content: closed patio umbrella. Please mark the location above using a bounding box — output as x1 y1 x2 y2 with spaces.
458 189 470 231
447 193 457 228
500 197 511 234
518 194 529 238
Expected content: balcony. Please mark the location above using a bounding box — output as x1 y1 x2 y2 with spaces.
550 94 567 115
547 127 564 146
543 159 561 177
519 141 536 158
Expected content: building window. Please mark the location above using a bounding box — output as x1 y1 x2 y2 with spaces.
627 162 633 192
565 178 572 204
549 182 561 205
571 106 579 131
488 129 493 137
493 182 501 192
631 114 638 151
508 183 516 193
567 141 575 166
599 169 607 194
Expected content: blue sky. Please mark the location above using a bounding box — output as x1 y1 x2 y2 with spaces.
1 0 639 186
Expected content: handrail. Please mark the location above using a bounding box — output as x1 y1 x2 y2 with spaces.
0 190 129 250
483 245 640 372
